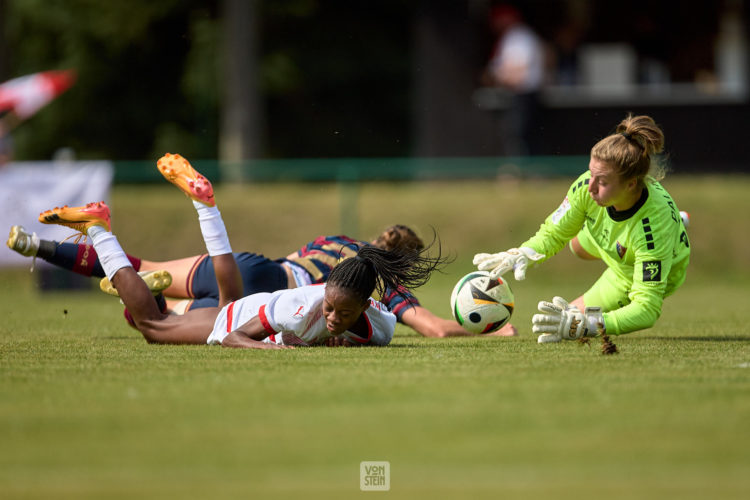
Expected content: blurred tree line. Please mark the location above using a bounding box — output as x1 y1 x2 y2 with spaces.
0 0 415 161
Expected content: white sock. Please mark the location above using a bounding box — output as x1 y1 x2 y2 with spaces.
87 225 133 281
192 200 232 256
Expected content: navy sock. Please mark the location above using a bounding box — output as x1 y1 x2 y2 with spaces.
37 242 141 278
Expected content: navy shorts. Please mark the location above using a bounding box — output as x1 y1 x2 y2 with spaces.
187 252 288 310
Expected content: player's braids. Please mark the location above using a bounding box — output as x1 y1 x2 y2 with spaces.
591 114 667 183
327 236 448 305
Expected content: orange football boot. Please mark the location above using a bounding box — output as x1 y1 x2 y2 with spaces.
156 153 215 206
38 202 111 237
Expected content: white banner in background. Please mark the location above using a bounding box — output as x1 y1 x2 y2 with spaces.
0 161 114 267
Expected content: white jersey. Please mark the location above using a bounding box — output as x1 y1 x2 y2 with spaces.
207 284 396 347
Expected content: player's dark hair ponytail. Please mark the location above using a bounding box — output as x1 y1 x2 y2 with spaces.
328 236 448 305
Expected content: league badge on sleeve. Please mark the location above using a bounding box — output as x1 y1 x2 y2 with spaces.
643 261 662 282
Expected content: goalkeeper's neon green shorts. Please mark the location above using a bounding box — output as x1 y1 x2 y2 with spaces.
572 226 687 312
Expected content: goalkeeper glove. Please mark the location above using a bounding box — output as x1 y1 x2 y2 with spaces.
532 296 605 343
473 246 545 280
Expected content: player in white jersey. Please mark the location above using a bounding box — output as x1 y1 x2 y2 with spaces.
36 154 446 349
208 284 395 347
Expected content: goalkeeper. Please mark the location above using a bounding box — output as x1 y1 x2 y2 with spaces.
474 114 690 343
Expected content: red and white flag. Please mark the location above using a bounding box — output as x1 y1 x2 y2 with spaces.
0 70 75 120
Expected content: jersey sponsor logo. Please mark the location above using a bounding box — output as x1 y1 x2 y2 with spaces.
643 261 662 282
551 196 571 224
293 306 304 318
616 241 627 259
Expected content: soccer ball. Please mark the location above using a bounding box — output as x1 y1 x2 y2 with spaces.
450 271 514 334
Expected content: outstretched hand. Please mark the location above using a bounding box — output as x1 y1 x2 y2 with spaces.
532 297 604 343
221 330 295 349
473 247 545 280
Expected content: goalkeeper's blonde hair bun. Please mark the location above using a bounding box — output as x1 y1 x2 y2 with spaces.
591 114 667 183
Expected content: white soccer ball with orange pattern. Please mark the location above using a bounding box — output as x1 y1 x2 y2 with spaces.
450 271 514 334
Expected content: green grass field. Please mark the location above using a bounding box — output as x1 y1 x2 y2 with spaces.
1 176 749 499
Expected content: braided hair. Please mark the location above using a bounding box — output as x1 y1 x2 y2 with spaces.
327 236 447 305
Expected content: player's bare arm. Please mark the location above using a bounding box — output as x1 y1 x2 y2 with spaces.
222 316 291 349
401 306 468 337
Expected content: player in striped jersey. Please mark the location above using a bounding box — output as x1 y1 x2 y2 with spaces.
9 228 501 338
474 115 690 342
34 154 446 348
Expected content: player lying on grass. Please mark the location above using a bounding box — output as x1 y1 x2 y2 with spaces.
474 114 690 342
10 198 518 337
34 154 447 348
8 226 507 338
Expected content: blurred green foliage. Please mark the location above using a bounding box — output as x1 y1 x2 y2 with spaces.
5 0 218 160
3 0 414 161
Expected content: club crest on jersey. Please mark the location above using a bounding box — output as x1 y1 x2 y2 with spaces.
616 241 627 259
643 261 662 282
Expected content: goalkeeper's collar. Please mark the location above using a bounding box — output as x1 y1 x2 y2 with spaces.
607 187 648 222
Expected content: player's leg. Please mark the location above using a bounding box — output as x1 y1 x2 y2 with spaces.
139 255 206 298
7 227 142 277
110 252 279 316
38 202 212 344
157 153 241 307
6 225 219 301
210 253 242 307
162 253 291 312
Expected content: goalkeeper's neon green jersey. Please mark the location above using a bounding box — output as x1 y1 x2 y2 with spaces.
522 171 690 335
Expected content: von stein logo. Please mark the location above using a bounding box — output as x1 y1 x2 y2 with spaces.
360 461 390 491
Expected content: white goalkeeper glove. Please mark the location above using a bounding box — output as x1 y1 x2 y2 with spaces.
473 246 545 280
532 296 605 343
